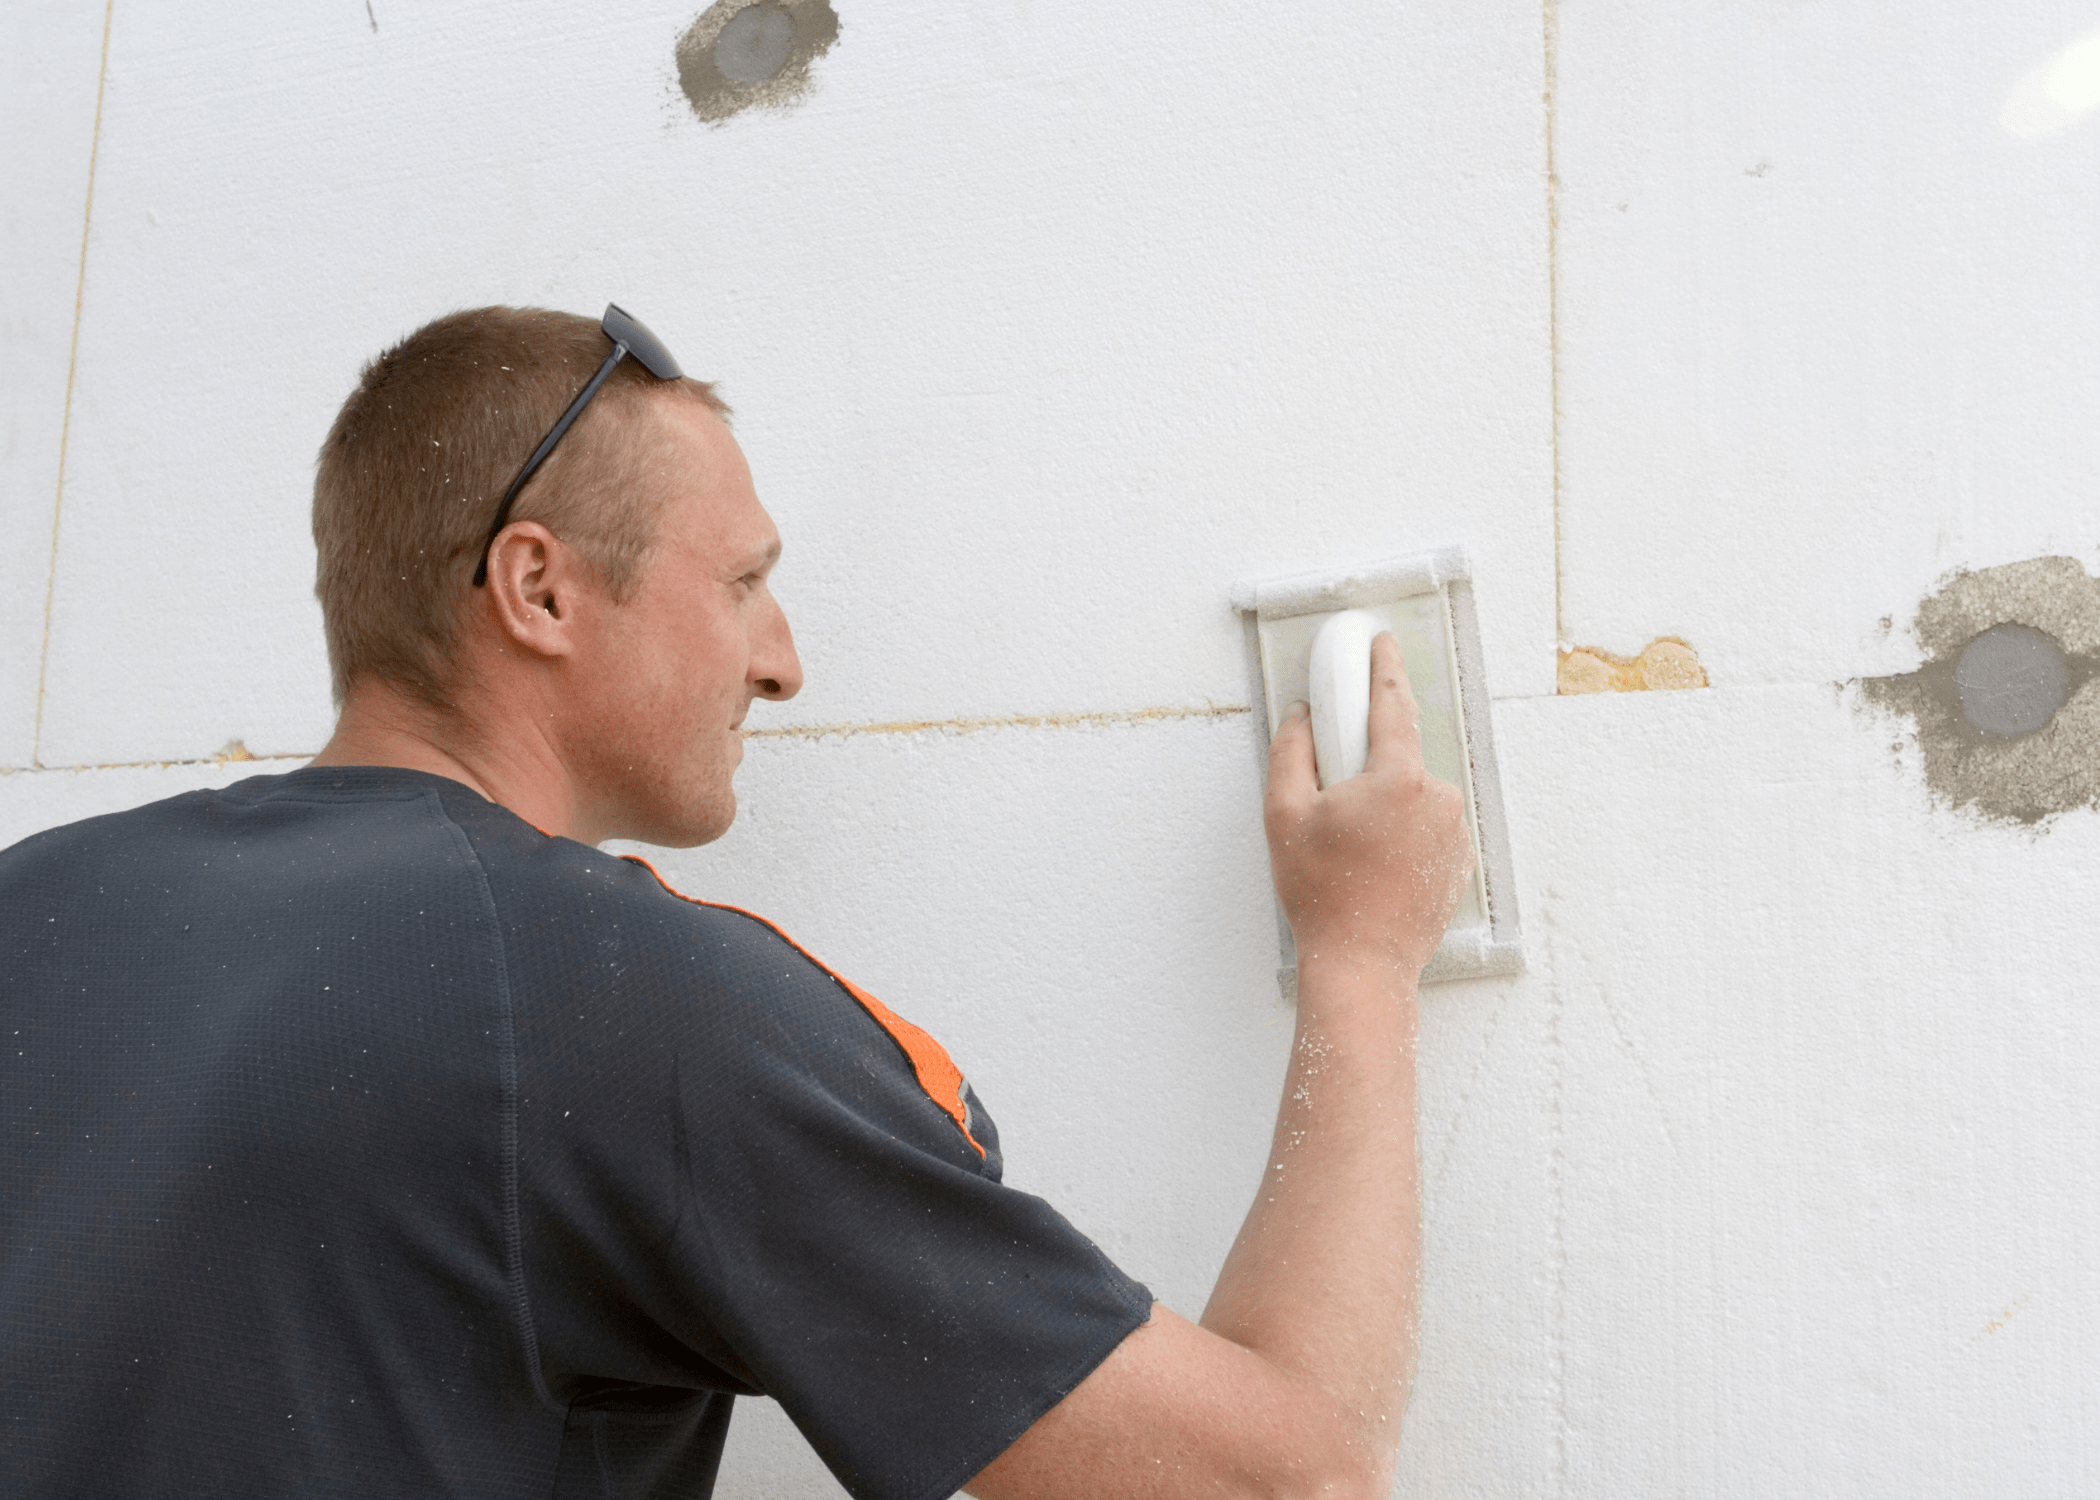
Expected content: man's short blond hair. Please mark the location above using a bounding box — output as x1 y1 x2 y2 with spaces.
312 306 729 708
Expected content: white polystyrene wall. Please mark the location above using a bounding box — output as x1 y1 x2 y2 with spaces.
4 3 2096 1494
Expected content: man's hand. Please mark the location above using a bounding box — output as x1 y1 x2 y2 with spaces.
967 630 1476 1500
1265 631 1475 976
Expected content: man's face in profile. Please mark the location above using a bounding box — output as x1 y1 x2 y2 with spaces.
559 396 801 848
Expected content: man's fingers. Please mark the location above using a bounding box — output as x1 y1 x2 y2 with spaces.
1265 700 1317 819
1361 632 1425 773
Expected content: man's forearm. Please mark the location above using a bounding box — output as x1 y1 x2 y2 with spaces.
968 639 1465 1500
1198 951 1423 1491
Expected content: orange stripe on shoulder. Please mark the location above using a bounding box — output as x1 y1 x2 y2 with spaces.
622 855 984 1160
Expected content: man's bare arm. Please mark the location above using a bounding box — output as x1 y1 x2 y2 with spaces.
969 632 1473 1500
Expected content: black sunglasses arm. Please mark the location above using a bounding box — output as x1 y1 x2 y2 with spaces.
469 341 630 588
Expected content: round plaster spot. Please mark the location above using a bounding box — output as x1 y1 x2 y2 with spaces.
1953 623 2069 736
1859 556 2100 824
675 0 840 125
715 3 795 83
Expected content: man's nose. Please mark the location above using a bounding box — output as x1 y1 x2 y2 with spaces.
751 597 803 701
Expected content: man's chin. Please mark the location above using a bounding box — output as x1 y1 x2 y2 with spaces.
694 790 737 848
656 791 738 851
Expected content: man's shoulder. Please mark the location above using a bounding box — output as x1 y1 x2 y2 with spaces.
478 841 996 1164
474 828 844 1023
0 769 360 889
0 777 254 868
445 799 788 968
0 760 797 975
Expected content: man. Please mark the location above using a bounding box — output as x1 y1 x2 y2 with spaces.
1 305 1472 1498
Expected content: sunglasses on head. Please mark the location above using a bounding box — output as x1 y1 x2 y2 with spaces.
471 303 684 587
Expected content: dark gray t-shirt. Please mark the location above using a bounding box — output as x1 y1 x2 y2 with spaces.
1 766 1150 1499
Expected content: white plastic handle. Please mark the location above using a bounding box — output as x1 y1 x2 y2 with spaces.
1308 609 1379 789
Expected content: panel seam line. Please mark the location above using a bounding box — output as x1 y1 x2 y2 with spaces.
1545 0 1566 662
3 680 1810 776
742 702 1252 740
32 0 117 771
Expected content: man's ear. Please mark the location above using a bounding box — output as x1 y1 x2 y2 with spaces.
481 521 588 659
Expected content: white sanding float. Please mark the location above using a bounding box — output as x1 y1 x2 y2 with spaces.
1232 546 1523 989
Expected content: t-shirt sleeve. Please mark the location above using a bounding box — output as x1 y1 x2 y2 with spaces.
587 867 1154 1500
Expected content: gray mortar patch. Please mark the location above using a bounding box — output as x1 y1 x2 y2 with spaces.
676 0 840 124
1860 555 2100 825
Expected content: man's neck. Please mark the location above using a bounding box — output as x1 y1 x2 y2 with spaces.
310 676 594 843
